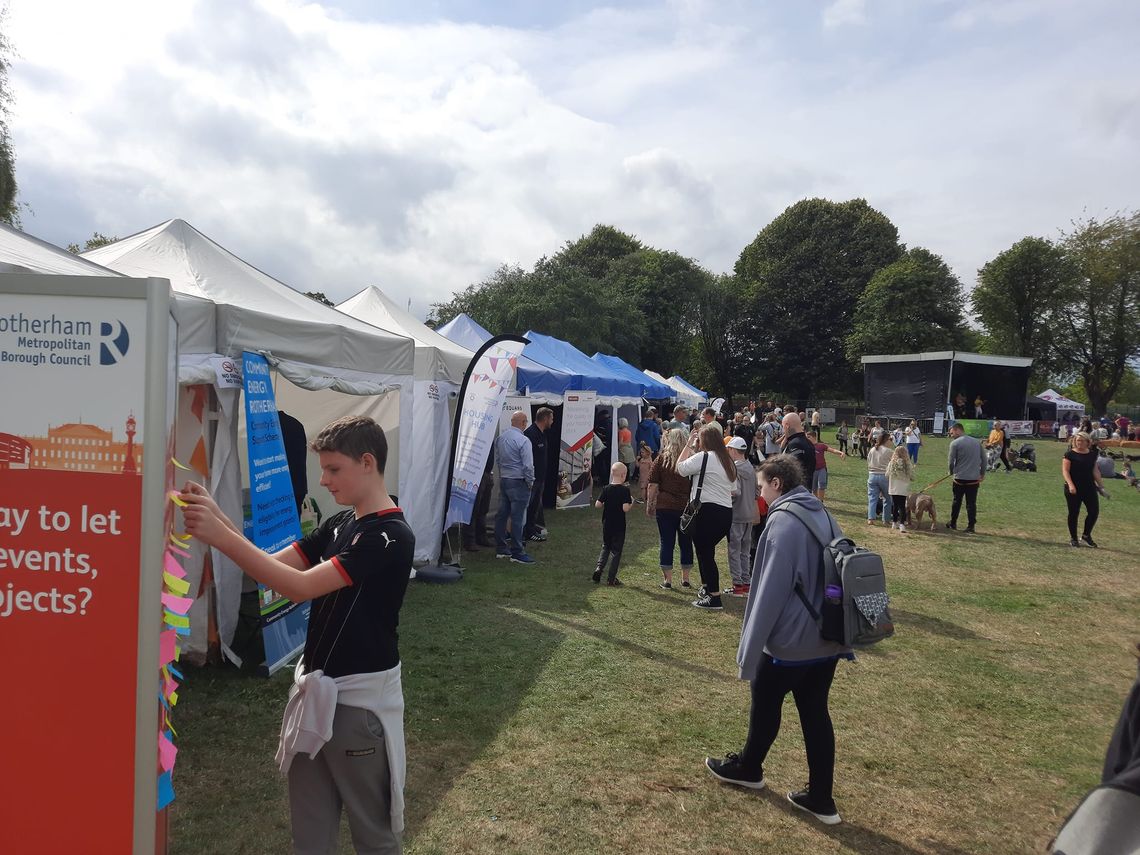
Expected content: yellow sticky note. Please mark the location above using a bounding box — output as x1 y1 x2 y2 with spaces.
163 572 191 596
169 691 179 706
172 458 192 471
164 612 190 629
168 491 188 508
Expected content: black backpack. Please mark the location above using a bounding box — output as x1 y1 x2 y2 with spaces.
770 503 895 648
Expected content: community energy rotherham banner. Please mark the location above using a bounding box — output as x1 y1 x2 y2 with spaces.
242 351 309 675
0 278 173 853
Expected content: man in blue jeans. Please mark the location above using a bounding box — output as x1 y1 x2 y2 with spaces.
495 410 537 564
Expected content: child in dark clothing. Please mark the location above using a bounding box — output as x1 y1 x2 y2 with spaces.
593 462 633 586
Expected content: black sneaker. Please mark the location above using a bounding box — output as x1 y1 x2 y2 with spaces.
692 592 723 611
660 581 672 590
944 522 957 531
1070 538 1081 547
787 788 841 825
681 580 692 588
1081 534 1098 548
527 532 547 542
591 569 602 584
705 753 765 790
964 526 976 534
607 578 623 587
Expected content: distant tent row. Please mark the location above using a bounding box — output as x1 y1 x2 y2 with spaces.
2 222 707 666
435 313 706 482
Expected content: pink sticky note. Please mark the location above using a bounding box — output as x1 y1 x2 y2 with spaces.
161 593 194 614
158 731 178 772
163 673 180 699
163 551 187 579
167 542 191 558
159 630 177 666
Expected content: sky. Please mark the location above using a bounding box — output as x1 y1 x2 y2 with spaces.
8 0 1140 319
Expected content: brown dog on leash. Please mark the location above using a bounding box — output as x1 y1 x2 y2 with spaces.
907 492 937 531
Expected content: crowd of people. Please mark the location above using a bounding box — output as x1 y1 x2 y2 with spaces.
168 396 1136 848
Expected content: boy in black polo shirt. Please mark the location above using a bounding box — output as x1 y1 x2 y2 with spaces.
181 415 413 854
591 461 633 586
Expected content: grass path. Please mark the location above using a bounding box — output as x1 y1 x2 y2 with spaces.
171 436 1140 854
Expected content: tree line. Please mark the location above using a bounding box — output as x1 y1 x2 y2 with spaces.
430 199 1140 416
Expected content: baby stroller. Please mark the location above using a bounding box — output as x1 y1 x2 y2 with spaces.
985 445 1003 472
1011 442 1037 472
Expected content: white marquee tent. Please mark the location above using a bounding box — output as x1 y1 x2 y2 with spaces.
1035 389 1086 415
84 220 418 661
338 286 476 562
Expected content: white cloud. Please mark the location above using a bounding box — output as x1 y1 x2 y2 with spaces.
823 0 866 29
7 0 1140 323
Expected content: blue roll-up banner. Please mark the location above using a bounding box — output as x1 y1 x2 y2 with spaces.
242 351 309 674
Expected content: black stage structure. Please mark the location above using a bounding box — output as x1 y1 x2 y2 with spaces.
861 350 1033 422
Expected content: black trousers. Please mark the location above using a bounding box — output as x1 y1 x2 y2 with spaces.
740 654 839 802
691 503 733 594
1064 486 1099 540
596 527 625 582
891 494 907 524
463 471 495 545
1000 446 1012 471
525 477 546 537
950 480 979 529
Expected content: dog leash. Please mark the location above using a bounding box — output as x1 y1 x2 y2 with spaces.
918 473 952 494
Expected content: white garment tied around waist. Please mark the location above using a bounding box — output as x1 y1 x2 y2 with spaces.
276 659 407 833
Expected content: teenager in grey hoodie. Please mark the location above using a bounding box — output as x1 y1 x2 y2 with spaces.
705 454 852 826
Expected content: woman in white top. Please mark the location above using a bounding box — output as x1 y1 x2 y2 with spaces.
905 419 922 464
866 431 893 525
677 425 739 611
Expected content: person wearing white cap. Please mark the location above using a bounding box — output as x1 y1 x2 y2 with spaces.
724 436 758 597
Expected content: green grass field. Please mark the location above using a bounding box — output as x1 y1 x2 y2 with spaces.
171 436 1140 854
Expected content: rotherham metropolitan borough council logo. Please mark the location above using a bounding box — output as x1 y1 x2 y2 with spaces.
99 320 130 365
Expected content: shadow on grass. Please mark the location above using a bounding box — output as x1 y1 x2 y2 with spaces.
628 582 748 616
891 609 983 641
528 608 738 686
756 789 976 855
964 529 1125 554
400 598 574 839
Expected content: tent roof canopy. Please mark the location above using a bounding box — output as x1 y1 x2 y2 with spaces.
670 374 708 400
861 350 1033 369
84 219 415 378
522 331 644 399
591 353 673 399
338 286 473 384
436 313 574 395
1035 388 1086 411
0 223 122 276
0 223 217 357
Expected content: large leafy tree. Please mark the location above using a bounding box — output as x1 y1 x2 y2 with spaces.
1049 213 1140 415
735 198 903 400
971 236 1072 376
0 19 17 225
845 247 968 362
67 232 119 254
692 273 747 408
601 248 704 375
427 263 532 332
429 225 708 368
553 224 643 279
427 259 643 361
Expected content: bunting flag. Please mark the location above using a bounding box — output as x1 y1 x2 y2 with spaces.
442 335 529 529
